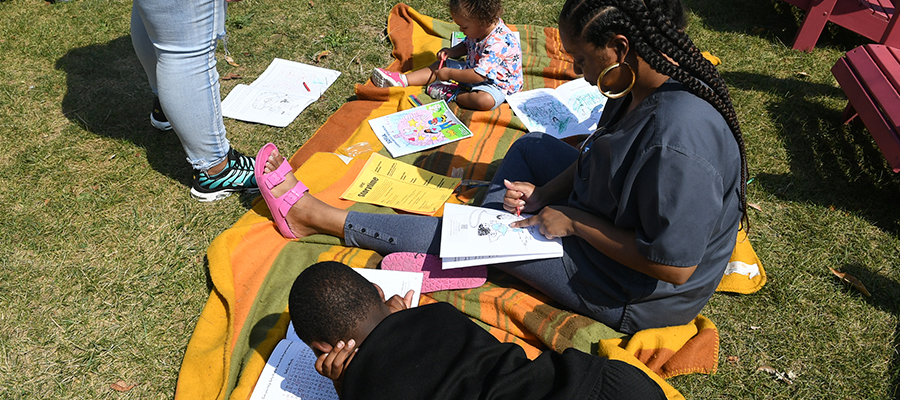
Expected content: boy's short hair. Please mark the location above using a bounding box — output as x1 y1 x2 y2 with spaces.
288 261 383 344
449 0 503 26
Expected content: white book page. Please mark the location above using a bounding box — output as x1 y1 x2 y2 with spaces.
553 78 607 132
354 268 423 306
251 58 341 97
506 88 576 138
221 84 315 128
249 340 339 400
440 203 563 258
442 252 562 269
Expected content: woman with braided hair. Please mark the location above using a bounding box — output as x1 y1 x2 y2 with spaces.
254 0 745 334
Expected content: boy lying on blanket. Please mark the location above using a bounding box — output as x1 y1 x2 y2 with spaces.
288 261 667 400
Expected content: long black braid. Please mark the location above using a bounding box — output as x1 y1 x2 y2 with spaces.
560 0 750 230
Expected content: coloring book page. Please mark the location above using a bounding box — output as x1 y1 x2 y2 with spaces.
222 58 340 127
440 204 563 266
506 78 607 139
368 100 474 158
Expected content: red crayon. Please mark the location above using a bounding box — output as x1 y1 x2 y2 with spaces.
303 82 311 92
438 54 446 69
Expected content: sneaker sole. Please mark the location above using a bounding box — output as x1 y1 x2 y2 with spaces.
372 69 403 88
150 113 173 131
190 187 260 202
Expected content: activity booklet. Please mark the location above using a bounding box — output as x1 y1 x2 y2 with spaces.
440 203 563 269
506 78 607 139
249 268 423 400
368 100 474 158
222 58 341 128
340 153 460 215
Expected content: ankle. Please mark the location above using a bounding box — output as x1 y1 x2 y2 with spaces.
206 159 228 176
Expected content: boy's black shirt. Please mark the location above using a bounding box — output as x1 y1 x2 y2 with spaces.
340 302 666 400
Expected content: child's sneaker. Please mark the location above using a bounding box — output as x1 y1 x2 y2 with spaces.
426 81 460 101
190 148 259 202
371 68 408 87
150 96 172 131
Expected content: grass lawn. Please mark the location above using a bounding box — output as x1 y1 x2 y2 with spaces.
0 0 898 398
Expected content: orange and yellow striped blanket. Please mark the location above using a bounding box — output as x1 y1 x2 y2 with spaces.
174 4 766 400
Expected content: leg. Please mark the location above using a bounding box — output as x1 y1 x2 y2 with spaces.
262 148 440 254
481 132 579 210
403 60 441 87
131 0 230 172
454 91 496 111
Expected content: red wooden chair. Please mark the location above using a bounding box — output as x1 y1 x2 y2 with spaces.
831 44 900 171
781 0 900 51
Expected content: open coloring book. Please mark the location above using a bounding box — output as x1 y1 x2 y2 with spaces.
506 78 607 139
368 100 473 158
248 269 423 400
222 58 341 127
440 203 563 269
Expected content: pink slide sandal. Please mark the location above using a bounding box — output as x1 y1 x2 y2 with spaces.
381 252 487 293
255 143 309 239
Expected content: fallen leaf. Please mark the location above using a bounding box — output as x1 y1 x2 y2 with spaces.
225 55 240 67
110 380 135 392
828 267 872 296
221 73 242 80
829 204 836 211
757 366 777 374
796 71 810 77
748 202 762 211
44 199 50 205
308 0 314 5
315 50 331 63
726 356 739 364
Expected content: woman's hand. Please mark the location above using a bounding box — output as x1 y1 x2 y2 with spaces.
503 179 542 214
510 206 576 239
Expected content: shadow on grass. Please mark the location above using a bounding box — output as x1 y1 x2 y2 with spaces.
54 35 198 190
685 0 870 53
724 68 900 396
725 70 900 234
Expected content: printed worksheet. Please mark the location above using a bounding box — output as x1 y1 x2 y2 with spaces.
368 100 473 158
440 203 563 266
506 78 606 138
340 153 460 215
222 58 340 127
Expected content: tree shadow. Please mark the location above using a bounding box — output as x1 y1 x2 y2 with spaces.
685 0 871 52
724 70 900 234
54 35 198 189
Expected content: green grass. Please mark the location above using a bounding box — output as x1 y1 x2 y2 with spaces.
0 0 898 398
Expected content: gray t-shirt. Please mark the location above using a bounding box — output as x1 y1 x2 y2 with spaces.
564 80 742 333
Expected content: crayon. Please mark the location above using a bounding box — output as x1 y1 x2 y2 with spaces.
303 82 311 92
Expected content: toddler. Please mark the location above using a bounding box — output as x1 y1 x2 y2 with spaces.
371 0 523 111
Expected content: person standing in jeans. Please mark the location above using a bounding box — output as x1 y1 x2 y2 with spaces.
131 0 257 202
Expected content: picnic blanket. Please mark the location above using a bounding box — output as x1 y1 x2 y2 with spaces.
174 4 766 400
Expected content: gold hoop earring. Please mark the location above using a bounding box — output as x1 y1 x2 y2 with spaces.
597 62 635 99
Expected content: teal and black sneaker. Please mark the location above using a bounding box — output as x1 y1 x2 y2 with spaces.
190 148 259 202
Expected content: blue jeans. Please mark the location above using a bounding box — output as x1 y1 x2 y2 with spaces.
343 133 626 328
131 0 231 172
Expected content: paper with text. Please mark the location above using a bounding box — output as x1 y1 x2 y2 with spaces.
340 153 460 215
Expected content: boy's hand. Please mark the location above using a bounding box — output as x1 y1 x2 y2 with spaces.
315 339 357 390
374 284 414 313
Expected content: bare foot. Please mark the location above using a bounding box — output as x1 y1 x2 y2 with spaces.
263 149 347 239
